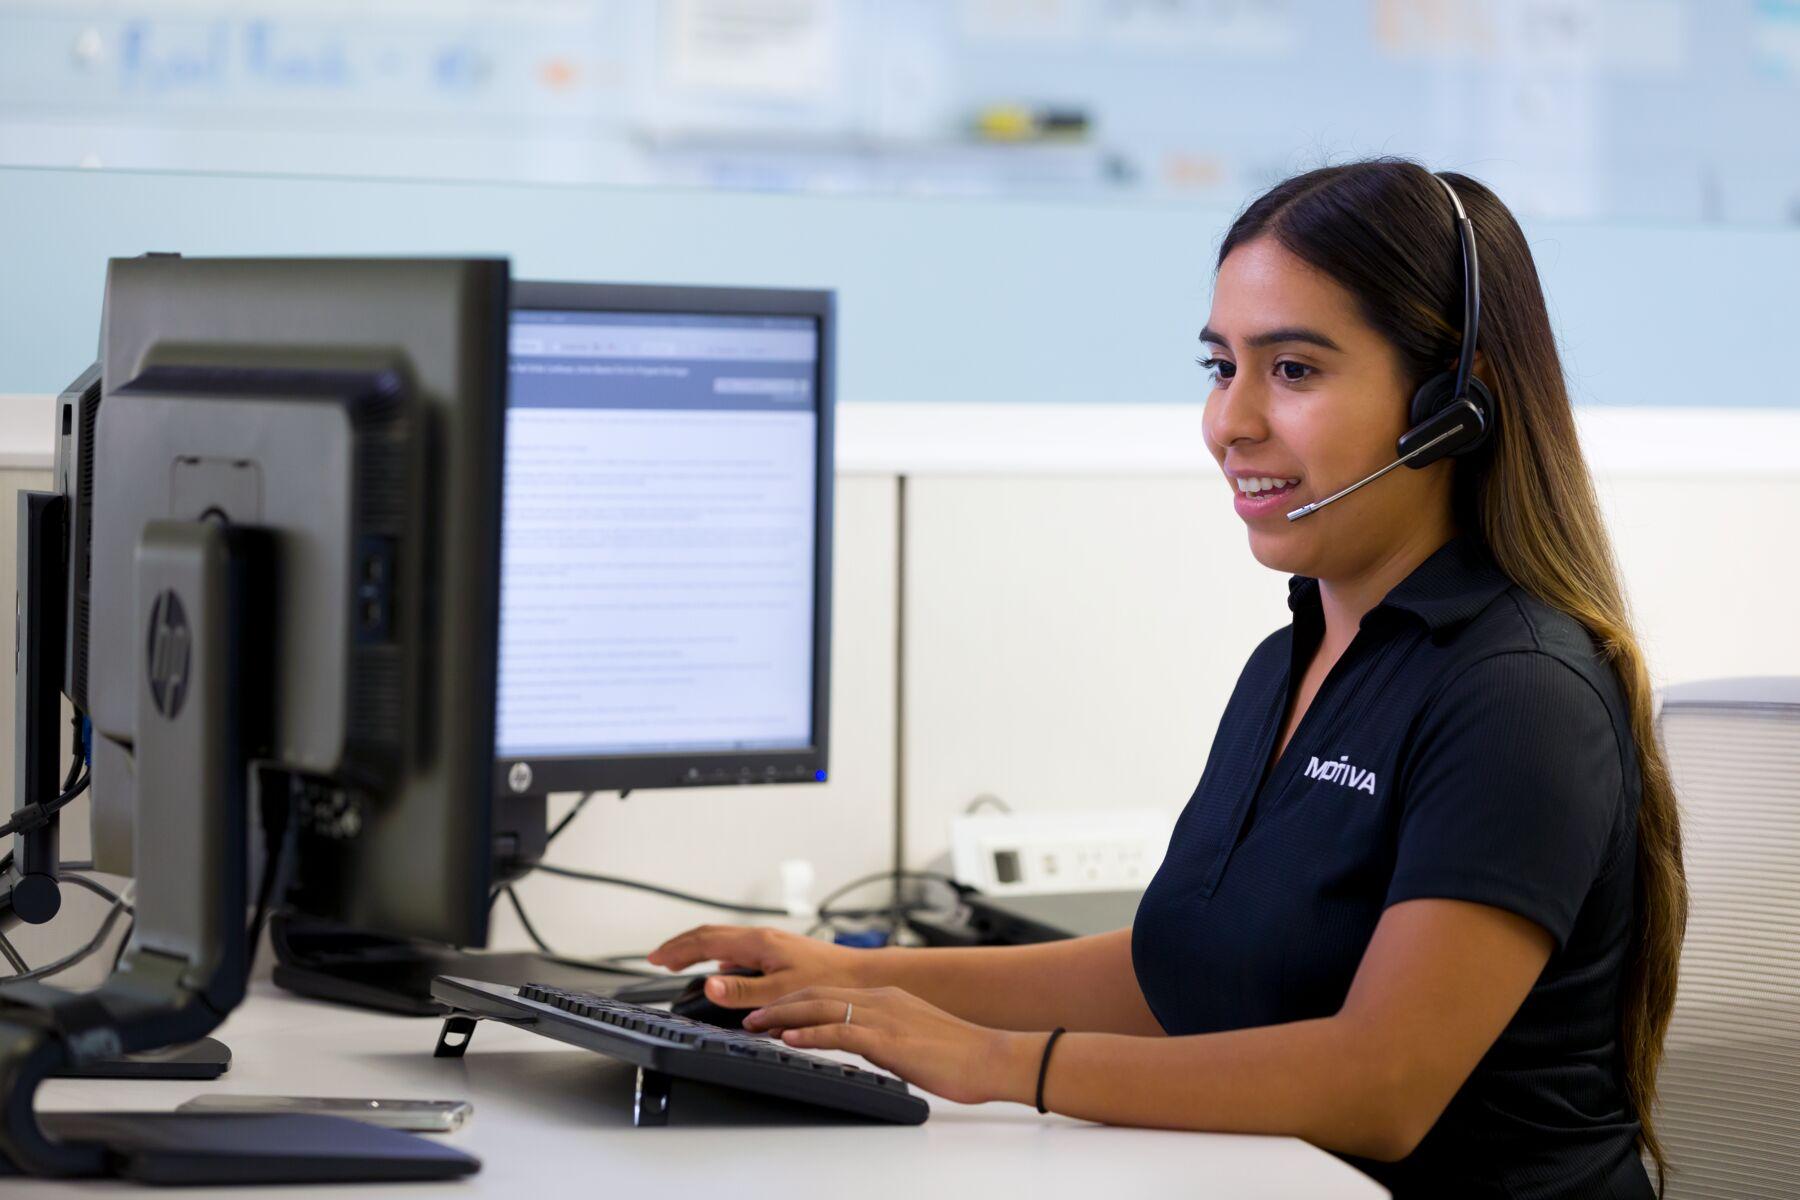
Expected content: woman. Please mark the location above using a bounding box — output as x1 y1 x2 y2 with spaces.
648 159 1685 1200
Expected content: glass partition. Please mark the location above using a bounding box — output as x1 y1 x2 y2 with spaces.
3 0 1796 227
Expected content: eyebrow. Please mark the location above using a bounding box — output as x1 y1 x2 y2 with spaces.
1198 325 1344 353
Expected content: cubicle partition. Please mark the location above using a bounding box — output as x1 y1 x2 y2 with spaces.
3 398 1797 964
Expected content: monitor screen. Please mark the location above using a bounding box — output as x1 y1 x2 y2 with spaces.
497 299 825 776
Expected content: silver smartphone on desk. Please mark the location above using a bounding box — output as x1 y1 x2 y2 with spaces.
176 1095 472 1132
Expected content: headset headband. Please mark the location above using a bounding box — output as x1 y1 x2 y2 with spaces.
1434 175 1480 405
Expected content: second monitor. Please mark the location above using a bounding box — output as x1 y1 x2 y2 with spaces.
272 281 835 1013
496 282 834 796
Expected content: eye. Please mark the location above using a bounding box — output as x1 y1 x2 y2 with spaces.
1197 355 1235 384
1275 360 1315 383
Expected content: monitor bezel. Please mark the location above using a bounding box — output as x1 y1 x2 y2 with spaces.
495 280 835 795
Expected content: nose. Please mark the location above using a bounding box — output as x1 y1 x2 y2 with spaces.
1202 375 1268 453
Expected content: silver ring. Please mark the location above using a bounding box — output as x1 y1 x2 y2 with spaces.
843 1002 854 1025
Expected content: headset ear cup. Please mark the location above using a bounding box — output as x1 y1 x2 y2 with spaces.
1398 398 1485 468
1408 371 1459 428
1406 372 1493 458
1460 376 1495 454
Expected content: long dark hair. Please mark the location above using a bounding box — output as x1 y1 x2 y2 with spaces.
1217 159 1685 1183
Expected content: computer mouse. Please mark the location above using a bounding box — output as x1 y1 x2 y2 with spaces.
670 967 763 1031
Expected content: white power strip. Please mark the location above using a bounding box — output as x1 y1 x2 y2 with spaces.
949 809 1174 896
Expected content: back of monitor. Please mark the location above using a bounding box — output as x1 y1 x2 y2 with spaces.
85 256 509 948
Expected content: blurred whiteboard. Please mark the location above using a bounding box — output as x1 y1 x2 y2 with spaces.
0 0 1793 225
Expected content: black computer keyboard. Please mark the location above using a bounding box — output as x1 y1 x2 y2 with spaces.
430 976 929 1126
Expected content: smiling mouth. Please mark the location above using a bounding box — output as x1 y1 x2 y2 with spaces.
1234 476 1301 497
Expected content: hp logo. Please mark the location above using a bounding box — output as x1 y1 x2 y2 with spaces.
145 589 192 719
507 762 534 794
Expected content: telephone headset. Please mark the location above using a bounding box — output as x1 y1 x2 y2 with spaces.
1285 174 1494 521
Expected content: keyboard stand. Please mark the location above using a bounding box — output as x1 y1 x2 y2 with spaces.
433 1014 479 1058
435 1012 675 1127
431 976 928 1128
634 1067 672 1127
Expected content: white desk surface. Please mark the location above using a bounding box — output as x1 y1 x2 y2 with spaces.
19 984 1388 1199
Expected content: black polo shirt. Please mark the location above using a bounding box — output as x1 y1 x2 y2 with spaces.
1131 534 1653 1200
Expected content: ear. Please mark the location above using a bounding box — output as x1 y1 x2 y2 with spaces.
1469 350 1491 387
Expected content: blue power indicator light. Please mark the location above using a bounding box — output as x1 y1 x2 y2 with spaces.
814 770 827 782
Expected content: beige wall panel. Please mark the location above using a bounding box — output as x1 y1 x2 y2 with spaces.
900 474 1288 868
1596 476 1800 687
900 470 1800 872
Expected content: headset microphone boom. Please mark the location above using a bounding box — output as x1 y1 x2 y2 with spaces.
1286 174 1493 522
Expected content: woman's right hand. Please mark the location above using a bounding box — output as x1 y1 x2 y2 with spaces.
645 924 871 1012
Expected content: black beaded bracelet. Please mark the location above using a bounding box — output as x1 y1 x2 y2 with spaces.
1035 1027 1068 1114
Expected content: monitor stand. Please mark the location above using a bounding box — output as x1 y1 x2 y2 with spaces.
50 1038 232 1080
1 516 477 1183
269 913 647 1016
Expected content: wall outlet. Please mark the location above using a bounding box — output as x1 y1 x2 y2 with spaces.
949 808 1174 896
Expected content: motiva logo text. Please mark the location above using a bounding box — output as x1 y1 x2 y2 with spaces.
1304 755 1377 795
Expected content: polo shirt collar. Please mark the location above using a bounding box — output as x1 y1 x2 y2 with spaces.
1285 534 1512 633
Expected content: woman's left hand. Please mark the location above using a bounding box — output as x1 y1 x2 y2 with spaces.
743 985 1042 1106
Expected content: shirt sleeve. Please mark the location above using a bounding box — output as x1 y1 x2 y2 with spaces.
1384 651 1626 950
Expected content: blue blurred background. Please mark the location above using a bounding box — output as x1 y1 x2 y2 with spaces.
3 0 1797 405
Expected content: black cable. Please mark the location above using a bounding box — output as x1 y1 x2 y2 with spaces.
0 866 131 978
528 862 936 922
547 789 628 846
491 788 633 909
0 712 92 883
0 855 98 879
531 863 793 916
822 869 968 940
0 711 100 978
513 786 958 923
503 886 555 955
60 710 86 793
245 773 299 968
0 783 290 985
503 788 964 952
0 768 90 840
110 916 134 973
0 929 26 974
546 793 596 845
815 868 963 932
500 887 669 976
480 788 625 915
500 866 964 967
526 863 963 930
57 872 130 912
816 867 959 912
0 895 128 984
0 713 95 840
591 952 669 978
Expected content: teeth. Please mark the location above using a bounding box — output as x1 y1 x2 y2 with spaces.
1235 476 1300 494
